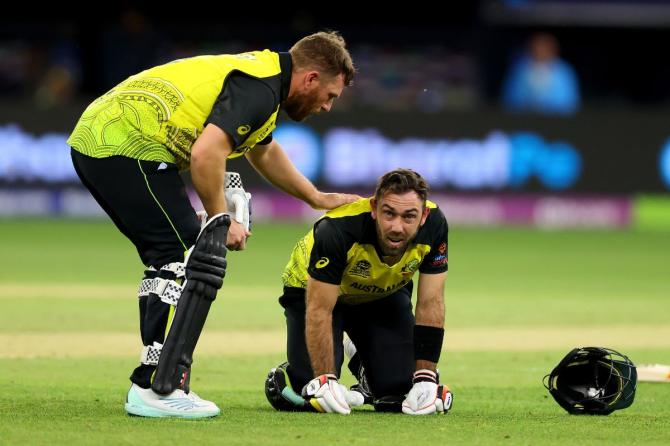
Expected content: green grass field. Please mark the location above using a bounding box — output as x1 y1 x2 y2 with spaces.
1 220 669 445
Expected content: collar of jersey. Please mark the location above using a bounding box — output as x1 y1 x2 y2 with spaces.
278 52 292 102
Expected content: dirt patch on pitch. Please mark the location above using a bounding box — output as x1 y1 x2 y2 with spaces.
0 283 136 299
0 283 272 299
2 325 668 358
0 331 282 358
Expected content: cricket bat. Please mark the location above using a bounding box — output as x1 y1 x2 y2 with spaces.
637 364 670 382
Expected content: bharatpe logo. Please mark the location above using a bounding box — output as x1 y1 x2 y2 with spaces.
349 260 371 278
321 129 582 190
274 123 321 181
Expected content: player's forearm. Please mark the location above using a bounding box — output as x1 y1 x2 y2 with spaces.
305 278 340 376
415 272 446 328
247 142 320 206
415 359 438 371
305 306 335 375
191 153 228 217
415 273 447 372
191 124 236 217
415 292 444 328
414 294 443 372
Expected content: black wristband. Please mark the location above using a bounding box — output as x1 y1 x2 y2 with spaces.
414 325 444 363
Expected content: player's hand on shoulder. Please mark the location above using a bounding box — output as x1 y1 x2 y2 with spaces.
312 192 363 210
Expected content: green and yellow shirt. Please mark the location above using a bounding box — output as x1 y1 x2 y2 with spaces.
282 198 449 305
68 50 291 170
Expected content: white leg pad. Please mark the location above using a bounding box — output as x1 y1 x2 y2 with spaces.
161 262 185 278
155 278 183 306
137 263 185 303
138 267 157 298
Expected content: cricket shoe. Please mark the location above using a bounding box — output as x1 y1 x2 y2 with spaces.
124 383 220 418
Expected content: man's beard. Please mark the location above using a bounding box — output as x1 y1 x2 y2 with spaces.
376 223 419 257
283 90 317 122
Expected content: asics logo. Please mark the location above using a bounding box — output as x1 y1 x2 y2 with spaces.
315 257 330 269
237 125 251 135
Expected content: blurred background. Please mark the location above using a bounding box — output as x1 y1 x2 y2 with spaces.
1 0 670 230
1 5 669 440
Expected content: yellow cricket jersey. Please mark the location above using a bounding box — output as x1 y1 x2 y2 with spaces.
67 51 291 170
282 198 449 305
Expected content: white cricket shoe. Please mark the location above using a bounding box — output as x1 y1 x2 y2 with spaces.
124 383 220 419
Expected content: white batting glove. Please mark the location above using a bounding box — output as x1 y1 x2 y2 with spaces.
402 369 453 415
224 172 252 231
302 374 351 414
345 388 365 407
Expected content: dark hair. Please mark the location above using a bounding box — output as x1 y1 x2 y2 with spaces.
289 31 355 86
374 169 429 205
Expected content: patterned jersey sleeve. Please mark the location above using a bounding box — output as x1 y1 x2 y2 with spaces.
256 133 273 145
307 218 348 285
419 207 449 274
206 72 275 147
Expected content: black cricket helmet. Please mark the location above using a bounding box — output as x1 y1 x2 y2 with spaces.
544 347 637 415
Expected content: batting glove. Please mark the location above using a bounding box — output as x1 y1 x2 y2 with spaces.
345 388 366 407
402 369 453 415
224 172 252 231
302 374 351 414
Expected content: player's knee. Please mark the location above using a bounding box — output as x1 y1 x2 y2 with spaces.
145 247 188 272
372 395 405 412
369 375 412 403
369 371 412 412
138 262 186 306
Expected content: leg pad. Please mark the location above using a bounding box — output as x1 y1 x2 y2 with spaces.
151 214 230 395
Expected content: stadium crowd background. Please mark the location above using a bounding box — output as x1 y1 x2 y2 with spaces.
4 2 670 112
1 1 670 228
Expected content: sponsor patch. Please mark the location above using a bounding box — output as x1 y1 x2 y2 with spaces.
349 260 371 278
401 259 421 275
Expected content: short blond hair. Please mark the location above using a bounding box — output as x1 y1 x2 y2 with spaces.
289 31 355 86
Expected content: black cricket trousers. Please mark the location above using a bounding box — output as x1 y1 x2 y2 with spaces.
71 149 201 387
71 149 200 268
280 284 415 402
